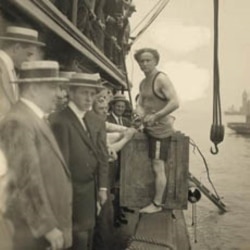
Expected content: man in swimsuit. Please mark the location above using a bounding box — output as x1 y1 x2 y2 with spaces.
134 48 179 213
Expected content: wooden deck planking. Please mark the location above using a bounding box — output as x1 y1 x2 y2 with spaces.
127 210 191 250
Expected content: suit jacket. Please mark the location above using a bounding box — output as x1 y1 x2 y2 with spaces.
0 101 72 249
106 113 131 127
0 50 17 119
50 107 109 231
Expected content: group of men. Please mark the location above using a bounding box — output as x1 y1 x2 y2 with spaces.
52 0 136 69
0 24 179 250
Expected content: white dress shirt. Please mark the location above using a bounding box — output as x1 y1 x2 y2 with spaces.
0 50 18 100
68 101 88 131
111 112 123 126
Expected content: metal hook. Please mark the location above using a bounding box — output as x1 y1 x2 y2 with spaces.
210 144 219 155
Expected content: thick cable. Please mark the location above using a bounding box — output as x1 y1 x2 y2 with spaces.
210 0 224 154
131 0 165 33
130 0 171 46
189 139 221 199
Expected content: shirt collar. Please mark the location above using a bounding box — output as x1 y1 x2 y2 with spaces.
68 101 86 119
111 112 121 123
0 50 14 70
21 98 45 119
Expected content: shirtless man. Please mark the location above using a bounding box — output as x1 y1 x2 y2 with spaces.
134 48 179 213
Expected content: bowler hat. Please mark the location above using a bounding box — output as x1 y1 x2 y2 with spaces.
110 93 129 104
69 73 104 89
15 61 68 83
0 26 45 46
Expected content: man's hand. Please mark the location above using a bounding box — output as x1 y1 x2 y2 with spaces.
144 114 157 127
45 228 64 250
98 189 108 206
108 147 118 161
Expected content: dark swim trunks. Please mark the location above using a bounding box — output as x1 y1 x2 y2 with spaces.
147 135 171 161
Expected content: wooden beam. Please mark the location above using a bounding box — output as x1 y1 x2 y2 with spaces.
71 0 78 25
5 0 127 88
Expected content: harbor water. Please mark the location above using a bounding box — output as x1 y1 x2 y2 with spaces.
175 107 250 250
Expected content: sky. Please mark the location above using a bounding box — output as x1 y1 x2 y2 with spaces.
126 0 250 111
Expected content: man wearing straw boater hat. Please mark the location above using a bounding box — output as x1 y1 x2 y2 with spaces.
50 73 109 250
107 93 131 127
107 93 133 228
0 26 45 119
0 61 72 250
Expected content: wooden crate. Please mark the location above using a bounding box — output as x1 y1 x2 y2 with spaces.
120 131 189 210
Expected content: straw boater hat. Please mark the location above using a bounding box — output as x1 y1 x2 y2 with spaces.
15 61 68 83
69 73 104 89
0 26 45 46
110 93 129 105
59 71 75 79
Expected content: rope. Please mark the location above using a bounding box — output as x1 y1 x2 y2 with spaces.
210 0 224 155
130 0 171 46
131 0 165 33
189 139 221 199
192 203 198 243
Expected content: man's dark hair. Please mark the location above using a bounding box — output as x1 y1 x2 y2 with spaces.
134 48 160 64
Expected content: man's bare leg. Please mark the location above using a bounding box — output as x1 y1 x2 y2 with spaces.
140 159 166 213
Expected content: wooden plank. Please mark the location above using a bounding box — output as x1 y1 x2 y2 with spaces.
174 210 191 250
5 0 127 88
165 133 189 209
120 133 154 208
126 210 191 250
120 132 189 210
127 210 176 250
71 0 78 25
188 173 227 213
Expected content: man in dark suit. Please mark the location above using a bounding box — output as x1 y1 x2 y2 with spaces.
0 60 72 250
0 26 45 119
107 93 133 226
50 73 109 250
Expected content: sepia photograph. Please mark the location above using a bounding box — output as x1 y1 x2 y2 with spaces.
0 0 250 249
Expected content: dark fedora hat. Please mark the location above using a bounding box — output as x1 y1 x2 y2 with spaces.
15 61 68 83
0 26 45 46
110 93 129 104
69 73 104 89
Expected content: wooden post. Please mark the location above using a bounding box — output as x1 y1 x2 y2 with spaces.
246 100 250 124
72 0 78 25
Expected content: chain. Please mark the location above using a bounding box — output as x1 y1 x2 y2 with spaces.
127 236 175 250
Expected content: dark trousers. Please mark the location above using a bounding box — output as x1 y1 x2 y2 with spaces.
93 193 114 250
73 229 93 250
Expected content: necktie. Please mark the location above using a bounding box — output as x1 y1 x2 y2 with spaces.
82 116 90 137
12 69 19 101
118 117 123 126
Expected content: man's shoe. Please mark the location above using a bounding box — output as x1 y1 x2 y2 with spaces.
139 202 163 214
121 206 135 213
